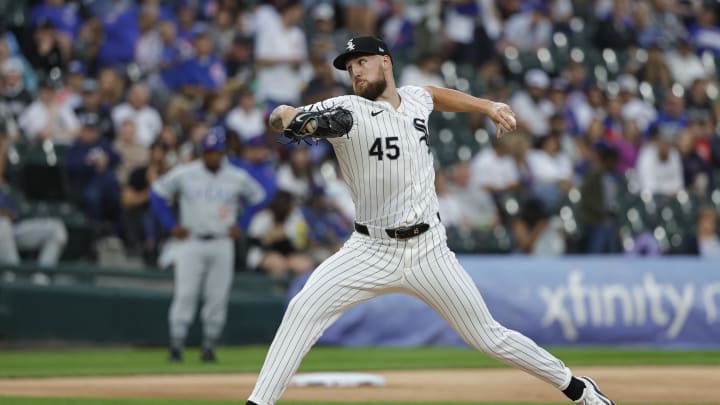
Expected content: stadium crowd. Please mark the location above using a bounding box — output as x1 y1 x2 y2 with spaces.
0 0 719 271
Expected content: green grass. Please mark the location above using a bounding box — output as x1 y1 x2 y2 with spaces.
0 346 719 378
1 400 716 405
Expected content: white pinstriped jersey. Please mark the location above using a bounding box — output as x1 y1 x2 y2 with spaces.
303 86 438 228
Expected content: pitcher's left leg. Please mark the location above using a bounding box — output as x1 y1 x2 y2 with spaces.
405 228 571 389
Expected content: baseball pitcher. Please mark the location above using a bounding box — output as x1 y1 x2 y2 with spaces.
247 36 615 405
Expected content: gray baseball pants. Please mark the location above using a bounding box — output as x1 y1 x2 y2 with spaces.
249 224 572 405
0 217 68 266
169 237 234 349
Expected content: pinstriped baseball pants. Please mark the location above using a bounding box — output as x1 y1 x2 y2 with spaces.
248 224 572 405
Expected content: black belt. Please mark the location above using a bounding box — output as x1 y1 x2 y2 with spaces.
196 234 222 240
355 213 440 240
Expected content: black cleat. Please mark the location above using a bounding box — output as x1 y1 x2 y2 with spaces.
169 347 183 363
201 348 217 363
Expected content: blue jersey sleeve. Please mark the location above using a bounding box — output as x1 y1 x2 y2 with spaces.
149 190 177 231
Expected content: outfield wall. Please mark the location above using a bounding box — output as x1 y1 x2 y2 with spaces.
2 257 719 347
289 256 720 348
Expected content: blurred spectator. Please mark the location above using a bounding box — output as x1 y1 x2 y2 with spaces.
636 42 673 90
300 185 352 262
499 2 552 53
0 36 37 94
665 37 709 88
54 61 83 111
208 7 236 57
72 15 103 72
112 83 162 147
135 5 163 75
277 143 318 200
114 120 149 184
224 34 254 84
510 69 554 137
202 90 232 126
232 135 278 228
0 185 68 266
175 1 204 45
307 3 347 62
74 79 115 142
593 0 635 51
631 1 662 48
96 3 141 67
447 161 498 230
379 1 414 53
688 1 720 57
122 141 169 262
470 136 521 196
19 77 80 144
66 123 121 222
654 91 689 137
435 169 464 230
685 79 714 121
342 0 378 35
617 73 657 133
647 0 688 47
443 0 499 66
97 67 125 107
178 122 210 164
511 196 565 255
30 0 80 43
549 112 584 172
636 125 684 196
613 119 642 173
398 52 444 88
255 1 308 107
578 142 622 253
676 129 712 196
25 19 66 76
0 58 33 139
688 205 720 257
177 27 227 99
301 58 347 105
246 190 315 277
226 90 266 140
526 134 573 208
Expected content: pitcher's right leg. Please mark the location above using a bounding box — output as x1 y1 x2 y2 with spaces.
248 235 401 405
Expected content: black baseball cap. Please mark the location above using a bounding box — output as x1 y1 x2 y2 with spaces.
332 36 392 70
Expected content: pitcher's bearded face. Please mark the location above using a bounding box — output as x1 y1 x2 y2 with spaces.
347 55 388 101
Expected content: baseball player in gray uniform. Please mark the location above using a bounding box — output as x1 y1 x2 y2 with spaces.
151 128 264 363
246 37 615 405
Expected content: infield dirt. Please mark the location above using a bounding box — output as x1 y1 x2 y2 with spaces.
0 366 719 403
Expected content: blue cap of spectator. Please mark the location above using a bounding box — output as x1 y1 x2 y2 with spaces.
68 60 86 75
190 23 210 39
244 135 266 148
527 1 550 13
201 128 226 152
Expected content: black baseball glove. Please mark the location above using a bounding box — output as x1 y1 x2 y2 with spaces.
283 107 353 142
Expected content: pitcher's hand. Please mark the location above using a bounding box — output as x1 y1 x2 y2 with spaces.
489 102 517 138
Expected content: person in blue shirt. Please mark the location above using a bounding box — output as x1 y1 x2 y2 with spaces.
30 0 80 40
230 134 277 229
65 122 121 223
176 27 227 99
